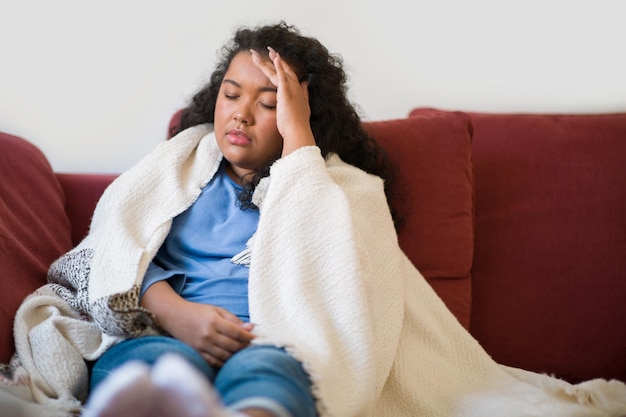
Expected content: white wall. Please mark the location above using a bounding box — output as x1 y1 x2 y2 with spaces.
2 0 625 173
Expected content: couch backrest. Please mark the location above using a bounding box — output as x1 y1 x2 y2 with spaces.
468 112 626 383
0 132 73 362
56 173 119 246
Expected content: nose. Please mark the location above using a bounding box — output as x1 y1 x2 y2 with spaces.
234 114 248 125
234 107 251 125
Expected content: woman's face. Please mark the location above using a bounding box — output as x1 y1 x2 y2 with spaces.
214 51 283 182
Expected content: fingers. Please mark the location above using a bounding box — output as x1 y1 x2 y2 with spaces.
250 47 302 87
250 48 276 82
250 47 309 106
269 47 305 95
215 306 247 325
210 310 255 346
199 324 254 367
197 310 255 367
267 46 290 80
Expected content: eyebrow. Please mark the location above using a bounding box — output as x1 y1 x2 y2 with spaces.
223 79 277 93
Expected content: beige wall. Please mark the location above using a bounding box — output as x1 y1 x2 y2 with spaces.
2 0 625 173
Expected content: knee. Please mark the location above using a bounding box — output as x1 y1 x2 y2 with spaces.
216 346 317 417
91 336 214 391
96 336 194 366
222 345 305 378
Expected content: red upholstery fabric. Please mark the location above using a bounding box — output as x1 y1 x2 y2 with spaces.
367 109 475 328
468 112 626 382
0 132 73 362
57 173 117 246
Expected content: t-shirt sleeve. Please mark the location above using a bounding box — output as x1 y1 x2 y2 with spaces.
140 261 186 299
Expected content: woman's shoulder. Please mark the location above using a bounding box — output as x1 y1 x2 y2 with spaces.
325 153 385 197
326 153 382 180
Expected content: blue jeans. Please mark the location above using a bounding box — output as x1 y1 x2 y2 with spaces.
90 336 317 417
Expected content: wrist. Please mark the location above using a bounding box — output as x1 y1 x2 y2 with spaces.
141 281 186 333
281 129 315 157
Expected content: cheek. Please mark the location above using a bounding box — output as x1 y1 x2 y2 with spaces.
268 134 284 157
255 124 283 157
213 99 230 133
258 118 282 151
256 112 279 135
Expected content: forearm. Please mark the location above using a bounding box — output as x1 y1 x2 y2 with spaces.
140 281 186 334
140 280 255 367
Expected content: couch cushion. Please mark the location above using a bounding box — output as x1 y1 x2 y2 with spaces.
0 132 73 362
367 109 475 328
468 112 626 383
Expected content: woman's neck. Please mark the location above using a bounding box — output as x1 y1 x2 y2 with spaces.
225 163 254 185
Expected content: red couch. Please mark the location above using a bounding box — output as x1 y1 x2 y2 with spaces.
1 108 624 387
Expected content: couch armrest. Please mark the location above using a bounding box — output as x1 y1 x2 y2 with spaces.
56 173 117 246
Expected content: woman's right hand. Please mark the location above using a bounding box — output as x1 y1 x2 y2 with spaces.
141 281 255 367
250 47 315 157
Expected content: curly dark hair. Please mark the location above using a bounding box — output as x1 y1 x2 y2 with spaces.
171 21 400 228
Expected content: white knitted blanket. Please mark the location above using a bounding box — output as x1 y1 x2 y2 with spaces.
1 125 625 417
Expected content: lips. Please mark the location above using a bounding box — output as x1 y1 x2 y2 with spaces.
226 129 251 146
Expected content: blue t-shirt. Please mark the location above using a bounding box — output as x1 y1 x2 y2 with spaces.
140 161 259 321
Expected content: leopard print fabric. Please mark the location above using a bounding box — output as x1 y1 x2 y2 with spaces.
90 287 160 337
